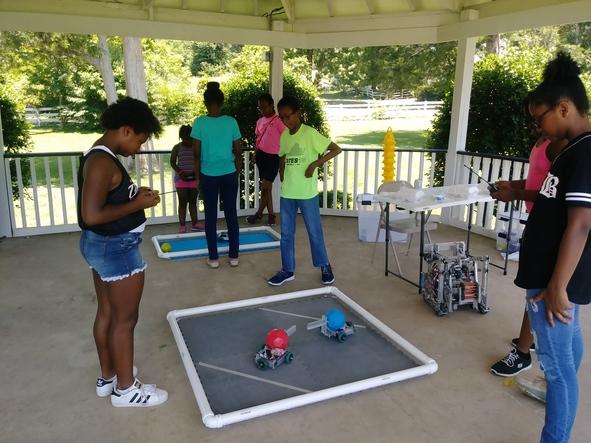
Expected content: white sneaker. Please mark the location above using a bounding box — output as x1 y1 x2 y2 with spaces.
207 259 219 269
229 258 239 267
111 378 168 408
96 366 138 397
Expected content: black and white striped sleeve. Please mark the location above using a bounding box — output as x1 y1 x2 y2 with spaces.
565 142 591 208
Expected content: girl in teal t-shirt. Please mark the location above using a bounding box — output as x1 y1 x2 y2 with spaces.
190 82 242 268
267 96 342 286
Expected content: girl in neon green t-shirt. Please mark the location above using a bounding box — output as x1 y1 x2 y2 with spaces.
267 96 342 286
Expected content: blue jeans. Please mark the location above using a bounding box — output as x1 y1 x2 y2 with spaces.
526 289 583 443
80 230 145 282
200 172 239 260
280 196 329 273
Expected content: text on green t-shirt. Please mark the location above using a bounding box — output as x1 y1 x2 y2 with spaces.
278 124 330 199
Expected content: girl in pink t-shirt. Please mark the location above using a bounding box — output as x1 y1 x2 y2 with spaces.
489 135 567 379
246 93 286 226
492 137 564 213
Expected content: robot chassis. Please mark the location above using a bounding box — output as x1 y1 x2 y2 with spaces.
254 344 294 370
421 241 490 316
306 315 356 342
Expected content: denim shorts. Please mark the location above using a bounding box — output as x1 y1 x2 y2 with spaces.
80 230 146 282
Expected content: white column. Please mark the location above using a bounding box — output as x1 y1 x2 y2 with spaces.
443 37 476 187
269 46 284 107
269 45 284 212
443 12 478 188
441 36 476 225
0 108 13 237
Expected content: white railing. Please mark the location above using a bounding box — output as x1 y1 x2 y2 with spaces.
446 151 530 238
2 148 444 237
4 147 528 238
323 100 442 121
318 148 442 215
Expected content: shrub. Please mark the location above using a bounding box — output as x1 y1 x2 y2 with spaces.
219 67 329 210
0 88 32 197
427 51 549 184
319 190 353 210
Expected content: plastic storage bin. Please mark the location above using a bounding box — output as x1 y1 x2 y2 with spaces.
495 209 528 252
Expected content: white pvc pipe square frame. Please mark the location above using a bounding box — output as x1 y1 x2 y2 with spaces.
167 286 438 428
152 226 281 260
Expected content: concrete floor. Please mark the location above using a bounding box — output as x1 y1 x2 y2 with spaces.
1 216 590 443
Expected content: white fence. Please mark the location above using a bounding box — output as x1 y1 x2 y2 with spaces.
3 148 444 237
24 107 61 127
323 99 442 121
2 147 528 238
25 99 441 127
446 151 529 237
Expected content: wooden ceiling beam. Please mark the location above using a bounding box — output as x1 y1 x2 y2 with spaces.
364 0 377 14
405 0 417 12
280 0 294 23
327 0 335 17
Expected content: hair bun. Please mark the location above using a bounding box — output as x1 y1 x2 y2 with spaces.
206 81 220 91
543 51 581 83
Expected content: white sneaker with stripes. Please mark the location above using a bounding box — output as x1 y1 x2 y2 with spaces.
96 366 138 397
111 378 168 408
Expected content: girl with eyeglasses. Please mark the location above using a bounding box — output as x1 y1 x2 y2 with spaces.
515 51 591 442
267 96 342 286
489 104 568 381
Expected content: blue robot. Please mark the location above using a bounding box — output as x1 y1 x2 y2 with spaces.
307 308 355 342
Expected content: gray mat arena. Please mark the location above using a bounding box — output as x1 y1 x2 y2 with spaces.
177 293 418 414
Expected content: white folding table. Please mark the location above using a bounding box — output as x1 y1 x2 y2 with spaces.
364 183 514 291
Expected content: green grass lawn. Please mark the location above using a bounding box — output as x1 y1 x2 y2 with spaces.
336 129 427 149
29 118 432 153
29 125 182 153
328 118 431 149
26 125 184 189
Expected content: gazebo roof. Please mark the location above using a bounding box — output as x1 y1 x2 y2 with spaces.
1 0 590 47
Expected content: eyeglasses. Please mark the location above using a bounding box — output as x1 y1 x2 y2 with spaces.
530 107 554 130
279 112 295 122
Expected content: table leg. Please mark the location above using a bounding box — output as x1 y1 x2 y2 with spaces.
419 211 425 293
504 204 514 276
466 203 473 256
385 202 390 277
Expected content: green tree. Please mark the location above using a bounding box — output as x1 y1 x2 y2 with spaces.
190 42 239 76
1 88 32 196
222 67 328 151
427 50 550 184
285 43 457 99
143 39 199 124
200 46 328 208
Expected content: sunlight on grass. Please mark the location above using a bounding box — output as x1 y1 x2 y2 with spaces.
30 125 182 153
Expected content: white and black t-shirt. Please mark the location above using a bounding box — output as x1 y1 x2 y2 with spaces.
515 132 591 305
